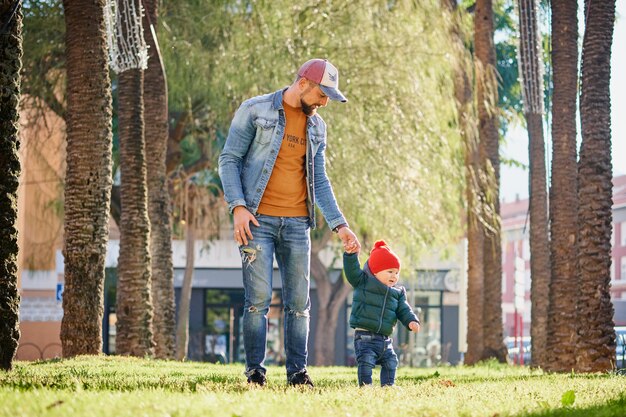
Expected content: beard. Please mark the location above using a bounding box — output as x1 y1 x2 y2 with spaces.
300 98 316 116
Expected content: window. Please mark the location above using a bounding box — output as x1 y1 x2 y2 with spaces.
204 289 243 364
621 256 626 281
622 223 626 247
612 261 616 281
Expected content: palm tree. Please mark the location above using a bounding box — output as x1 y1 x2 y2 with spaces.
465 140 486 365
442 0 485 365
475 0 508 362
116 64 155 356
142 0 175 360
575 0 616 373
517 0 550 369
115 0 154 357
60 0 113 357
545 0 579 373
0 0 23 371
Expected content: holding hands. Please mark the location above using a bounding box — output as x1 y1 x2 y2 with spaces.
338 227 361 254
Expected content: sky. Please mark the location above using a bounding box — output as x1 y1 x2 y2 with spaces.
500 0 626 202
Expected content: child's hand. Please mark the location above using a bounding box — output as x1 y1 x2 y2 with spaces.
409 321 421 332
343 239 360 254
344 244 360 255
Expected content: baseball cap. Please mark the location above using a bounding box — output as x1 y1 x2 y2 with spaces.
297 59 347 102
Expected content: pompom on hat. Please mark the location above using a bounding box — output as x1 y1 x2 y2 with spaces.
368 240 401 274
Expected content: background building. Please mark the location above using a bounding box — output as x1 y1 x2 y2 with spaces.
501 174 626 340
15 102 65 361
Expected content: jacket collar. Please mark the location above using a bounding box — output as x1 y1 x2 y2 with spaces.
363 261 374 277
271 87 319 127
271 88 286 110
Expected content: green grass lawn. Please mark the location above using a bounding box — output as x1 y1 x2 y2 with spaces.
1 356 625 417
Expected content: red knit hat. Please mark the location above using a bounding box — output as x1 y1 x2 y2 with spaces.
368 240 401 274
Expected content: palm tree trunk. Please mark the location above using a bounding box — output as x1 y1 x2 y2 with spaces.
442 0 484 365
142 0 176 360
0 0 23 371
527 112 550 368
475 0 508 363
176 188 195 361
575 0 616 373
116 67 155 356
546 0 579 373
517 0 551 369
465 166 486 365
60 0 113 357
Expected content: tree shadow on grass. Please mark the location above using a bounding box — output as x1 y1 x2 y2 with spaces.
516 395 626 417
397 372 553 385
399 367 625 386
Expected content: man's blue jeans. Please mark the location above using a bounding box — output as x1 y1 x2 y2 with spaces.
239 214 311 377
354 330 399 386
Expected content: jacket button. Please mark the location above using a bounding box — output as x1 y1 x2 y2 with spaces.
263 169 268 174
256 188 261 192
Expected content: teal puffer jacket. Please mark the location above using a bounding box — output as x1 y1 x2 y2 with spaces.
344 252 419 336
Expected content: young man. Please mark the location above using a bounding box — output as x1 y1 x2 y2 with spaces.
219 59 361 387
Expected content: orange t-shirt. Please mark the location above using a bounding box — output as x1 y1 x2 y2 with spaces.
257 101 308 217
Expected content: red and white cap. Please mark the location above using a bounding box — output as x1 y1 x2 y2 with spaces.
297 59 347 103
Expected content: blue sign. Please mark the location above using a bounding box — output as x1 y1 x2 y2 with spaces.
56 283 64 302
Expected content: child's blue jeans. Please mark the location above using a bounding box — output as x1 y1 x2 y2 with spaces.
354 330 399 386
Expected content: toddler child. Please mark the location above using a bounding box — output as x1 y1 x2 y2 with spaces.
344 240 420 386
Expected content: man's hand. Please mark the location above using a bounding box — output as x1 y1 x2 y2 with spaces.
233 206 259 246
409 321 421 332
338 227 361 254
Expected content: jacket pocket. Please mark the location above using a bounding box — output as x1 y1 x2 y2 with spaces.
309 132 324 144
253 117 277 145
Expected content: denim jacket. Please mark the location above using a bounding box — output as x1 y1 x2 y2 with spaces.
218 88 347 230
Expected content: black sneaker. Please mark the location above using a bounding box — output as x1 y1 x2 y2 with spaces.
247 370 266 386
288 369 314 387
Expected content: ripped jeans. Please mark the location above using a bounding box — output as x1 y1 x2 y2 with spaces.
239 214 311 377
